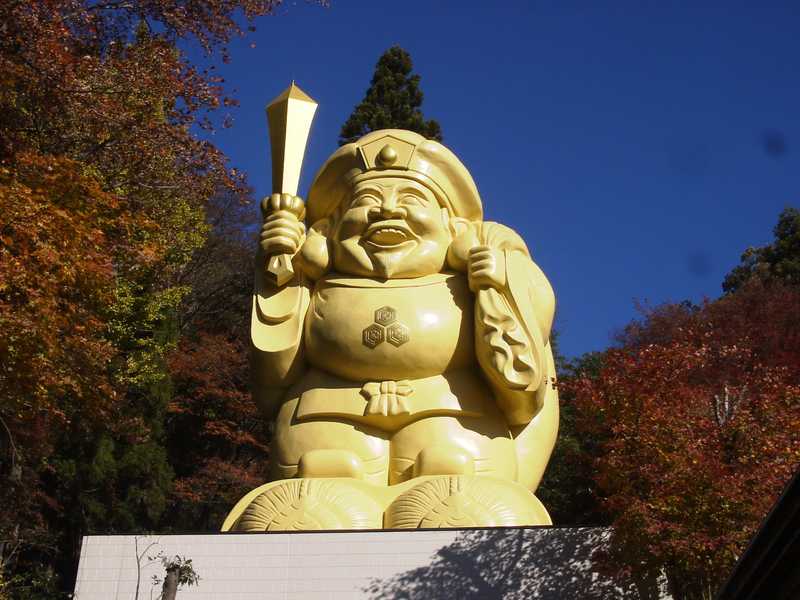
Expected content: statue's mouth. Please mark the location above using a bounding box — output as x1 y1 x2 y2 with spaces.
363 220 416 249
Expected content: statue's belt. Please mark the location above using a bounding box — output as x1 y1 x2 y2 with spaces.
295 374 485 431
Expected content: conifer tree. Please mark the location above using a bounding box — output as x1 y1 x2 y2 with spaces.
339 46 442 145
723 207 800 293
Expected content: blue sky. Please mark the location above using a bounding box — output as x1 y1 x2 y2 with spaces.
193 0 799 358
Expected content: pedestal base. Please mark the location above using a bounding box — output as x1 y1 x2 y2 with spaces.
74 527 663 599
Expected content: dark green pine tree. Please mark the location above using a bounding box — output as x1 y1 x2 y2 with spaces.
723 207 800 293
339 45 442 145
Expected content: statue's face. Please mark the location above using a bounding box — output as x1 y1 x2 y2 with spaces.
331 176 451 278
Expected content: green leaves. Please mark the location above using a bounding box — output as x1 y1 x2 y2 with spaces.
723 208 800 293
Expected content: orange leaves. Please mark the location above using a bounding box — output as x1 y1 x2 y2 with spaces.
165 332 269 529
167 330 269 462
1 154 121 418
566 282 800 595
0 0 298 593
171 458 263 522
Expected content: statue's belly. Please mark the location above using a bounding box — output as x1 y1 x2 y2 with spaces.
305 273 474 381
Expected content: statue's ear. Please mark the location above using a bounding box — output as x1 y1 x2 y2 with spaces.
447 216 471 239
446 218 479 272
297 217 332 281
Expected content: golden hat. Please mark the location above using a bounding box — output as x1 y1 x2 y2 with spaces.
306 129 483 225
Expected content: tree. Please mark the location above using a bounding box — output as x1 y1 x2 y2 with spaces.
537 352 607 526
166 330 270 531
723 207 800 292
157 555 200 600
568 281 800 600
339 45 442 145
0 0 305 595
0 152 164 593
161 188 269 532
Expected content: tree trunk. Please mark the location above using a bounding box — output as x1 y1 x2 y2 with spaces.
161 567 179 600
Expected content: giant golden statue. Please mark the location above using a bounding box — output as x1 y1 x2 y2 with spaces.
223 86 558 531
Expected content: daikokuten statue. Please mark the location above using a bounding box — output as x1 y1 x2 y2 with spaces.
223 93 558 532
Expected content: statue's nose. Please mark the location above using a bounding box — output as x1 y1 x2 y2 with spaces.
371 196 406 219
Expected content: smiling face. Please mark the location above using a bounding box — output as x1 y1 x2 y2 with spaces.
331 175 452 279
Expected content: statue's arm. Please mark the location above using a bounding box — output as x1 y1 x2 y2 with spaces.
250 194 330 416
472 246 556 426
251 248 309 418
251 211 332 418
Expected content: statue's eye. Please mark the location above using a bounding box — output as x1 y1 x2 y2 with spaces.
353 193 380 208
399 193 425 207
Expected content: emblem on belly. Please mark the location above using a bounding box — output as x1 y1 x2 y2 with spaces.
362 306 410 349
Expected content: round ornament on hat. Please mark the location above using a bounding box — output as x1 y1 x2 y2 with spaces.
377 144 398 167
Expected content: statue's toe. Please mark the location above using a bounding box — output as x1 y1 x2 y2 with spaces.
298 449 364 479
413 446 475 477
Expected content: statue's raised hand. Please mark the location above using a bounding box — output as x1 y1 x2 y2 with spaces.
259 193 306 257
468 245 506 292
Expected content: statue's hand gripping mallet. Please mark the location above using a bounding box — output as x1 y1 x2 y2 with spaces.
263 82 318 286
260 192 306 286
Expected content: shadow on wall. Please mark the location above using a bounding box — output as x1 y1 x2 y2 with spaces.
363 527 658 600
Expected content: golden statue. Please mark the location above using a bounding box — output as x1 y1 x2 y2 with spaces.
222 85 558 531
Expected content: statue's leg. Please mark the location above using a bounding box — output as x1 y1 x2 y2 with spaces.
384 415 550 528
272 397 390 486
224 398 390 532
388 414 516 485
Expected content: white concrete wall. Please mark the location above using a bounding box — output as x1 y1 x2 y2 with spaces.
74 528 668 600
74 530 461 600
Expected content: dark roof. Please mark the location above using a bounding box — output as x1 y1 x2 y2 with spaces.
716 468 800 600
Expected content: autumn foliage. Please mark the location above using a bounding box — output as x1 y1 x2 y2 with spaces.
564 281 800 599
1 4 797 599
167 331 269 531
0 0 291 596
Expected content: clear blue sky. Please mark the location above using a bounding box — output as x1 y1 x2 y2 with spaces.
192 0 799 358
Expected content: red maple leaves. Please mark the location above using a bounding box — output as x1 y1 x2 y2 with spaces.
566 282 800 596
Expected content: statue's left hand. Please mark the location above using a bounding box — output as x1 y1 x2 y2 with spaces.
468 245 506 292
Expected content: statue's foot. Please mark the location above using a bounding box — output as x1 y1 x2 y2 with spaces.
232 478 382 532
385 475 551 529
